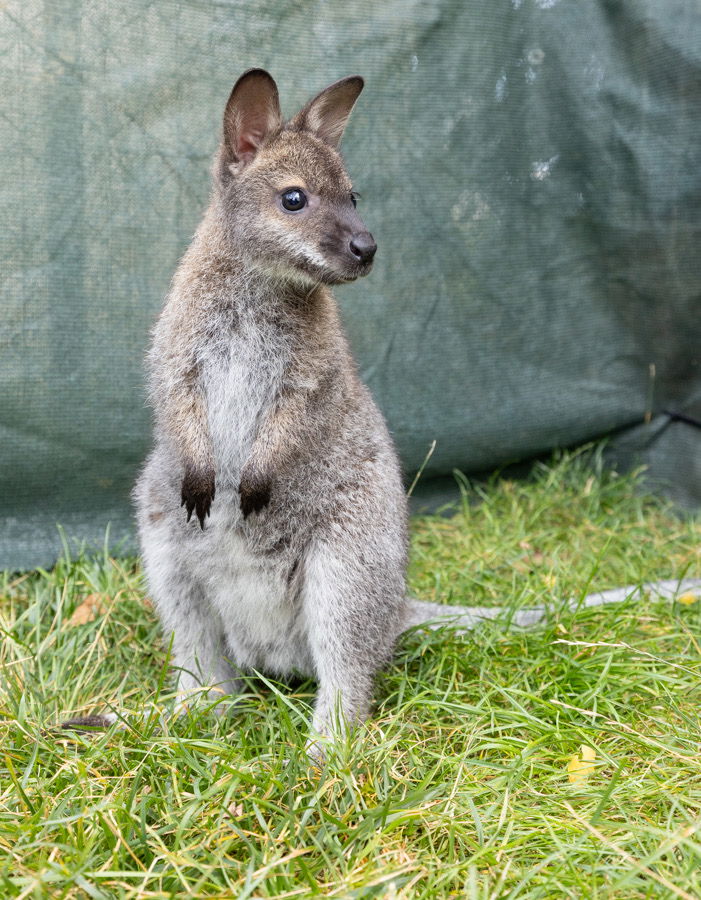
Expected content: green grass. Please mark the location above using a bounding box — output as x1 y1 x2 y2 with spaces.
2 450 701 898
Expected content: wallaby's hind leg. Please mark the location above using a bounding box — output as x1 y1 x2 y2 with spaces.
169 610 243 712
141 542 242 708
302 539 404 760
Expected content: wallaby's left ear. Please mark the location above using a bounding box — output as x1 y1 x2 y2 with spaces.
290 76 364 149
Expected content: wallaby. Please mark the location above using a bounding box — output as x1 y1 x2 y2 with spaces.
60 70 700 757
132 69 415 758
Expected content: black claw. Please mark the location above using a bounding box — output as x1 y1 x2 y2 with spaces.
238 475 271 518
181 465 216 529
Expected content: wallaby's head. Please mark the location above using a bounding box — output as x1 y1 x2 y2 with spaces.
215 69 376 286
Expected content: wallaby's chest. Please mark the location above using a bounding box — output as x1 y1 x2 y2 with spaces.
202 314 288 481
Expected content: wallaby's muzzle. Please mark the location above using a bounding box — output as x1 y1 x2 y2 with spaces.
319 220 377 282
349 232 377 266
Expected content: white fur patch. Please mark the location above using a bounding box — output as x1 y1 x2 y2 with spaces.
264 220 332 274
202 307 286 486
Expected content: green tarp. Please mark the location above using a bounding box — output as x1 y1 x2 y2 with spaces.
2 0 700 569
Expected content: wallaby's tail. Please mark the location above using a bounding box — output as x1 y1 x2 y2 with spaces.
53 579 701 734
403 578 701 633
404 599 544 630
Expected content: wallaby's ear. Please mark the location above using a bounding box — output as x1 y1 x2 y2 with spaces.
290 76 364 149
223 69 281 170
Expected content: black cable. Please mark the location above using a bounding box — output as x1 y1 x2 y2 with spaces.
662 409 701 429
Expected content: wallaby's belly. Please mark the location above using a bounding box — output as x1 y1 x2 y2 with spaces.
190 493 314 678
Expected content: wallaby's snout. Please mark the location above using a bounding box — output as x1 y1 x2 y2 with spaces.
322 209 377 281
349 231 377 266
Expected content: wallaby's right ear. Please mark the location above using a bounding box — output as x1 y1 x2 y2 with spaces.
222 69 281 173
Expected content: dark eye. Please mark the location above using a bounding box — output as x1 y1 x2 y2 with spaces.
350 191 360 208
281 188 307 211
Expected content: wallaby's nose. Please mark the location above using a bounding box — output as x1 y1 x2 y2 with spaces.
349 233 377 264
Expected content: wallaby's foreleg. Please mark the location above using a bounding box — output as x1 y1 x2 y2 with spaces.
239 389 304 516
149 318 216 528
168 386 215 529
239 381 329 517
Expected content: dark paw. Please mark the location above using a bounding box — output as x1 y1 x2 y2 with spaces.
238 472 271 518
181 465 216 529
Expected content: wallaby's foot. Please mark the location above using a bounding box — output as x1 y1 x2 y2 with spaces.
305 737 329 769
302 535 399 762
305 708 351 770
181 464 216 529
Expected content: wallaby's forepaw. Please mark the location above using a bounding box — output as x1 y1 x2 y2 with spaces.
238 469 271 518
181 465 216 529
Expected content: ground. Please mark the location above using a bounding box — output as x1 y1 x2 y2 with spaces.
1 450 700 898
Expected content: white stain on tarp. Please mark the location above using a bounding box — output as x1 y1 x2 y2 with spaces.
411 54 419 72
531 154 560 180
584 54 605 91
495 70 507 102
452 190 491 224
513 0 560 7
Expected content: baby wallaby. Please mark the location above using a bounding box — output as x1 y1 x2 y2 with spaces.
133 69 413 757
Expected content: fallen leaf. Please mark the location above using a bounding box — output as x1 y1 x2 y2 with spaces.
677 592 699 606
567 745 596 783
514 549 546 573
68 594 107 626
228 801 244 818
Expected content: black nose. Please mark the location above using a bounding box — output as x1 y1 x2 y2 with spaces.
349 233 377 264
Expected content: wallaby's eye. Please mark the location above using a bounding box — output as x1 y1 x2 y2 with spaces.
350 191 360 208
281 188 307 212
